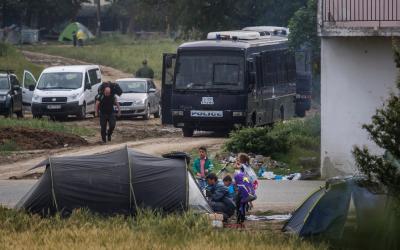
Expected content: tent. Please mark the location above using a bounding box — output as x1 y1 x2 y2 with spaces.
283 177 386 239
15 147 212 216
58 22 94 42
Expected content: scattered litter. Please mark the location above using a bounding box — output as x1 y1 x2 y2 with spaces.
246 214 292 221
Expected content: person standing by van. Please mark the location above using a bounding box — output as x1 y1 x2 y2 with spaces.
95 86 121 143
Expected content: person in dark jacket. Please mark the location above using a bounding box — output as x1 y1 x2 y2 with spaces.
135 59 154 79
95 86 121 143
206 173 235 222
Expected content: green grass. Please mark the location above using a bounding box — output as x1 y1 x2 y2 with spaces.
0 42 43 80
0 118 95 137
0 140 19 154
272 145 319 175
0 207 327 250
24 36 180 79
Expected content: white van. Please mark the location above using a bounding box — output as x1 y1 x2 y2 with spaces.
24 65 102 119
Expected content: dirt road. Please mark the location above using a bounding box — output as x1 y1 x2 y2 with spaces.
22 50 131 82
0 51 227 179
0 137 225 180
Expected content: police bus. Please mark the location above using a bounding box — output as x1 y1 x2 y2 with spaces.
161 29 309 137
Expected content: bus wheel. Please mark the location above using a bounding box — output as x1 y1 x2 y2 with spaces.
182 127 194 137
247 112 256 127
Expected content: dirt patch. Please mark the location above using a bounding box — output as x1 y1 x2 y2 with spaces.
0 127 87 151
21 50 131 82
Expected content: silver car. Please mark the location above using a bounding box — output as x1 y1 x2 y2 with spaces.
115 78 161 119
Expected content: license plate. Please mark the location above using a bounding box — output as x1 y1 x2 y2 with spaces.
47 105 61 110
119 106 131 111
190 110 223 118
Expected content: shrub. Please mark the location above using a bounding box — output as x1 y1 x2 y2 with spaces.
225 115 320 156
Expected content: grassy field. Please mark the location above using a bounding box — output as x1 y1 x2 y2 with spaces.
0 118 95 137
0 42 43 80
0 207 326 250
24 36 180 80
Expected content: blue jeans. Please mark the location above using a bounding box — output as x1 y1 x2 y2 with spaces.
197 178 207 192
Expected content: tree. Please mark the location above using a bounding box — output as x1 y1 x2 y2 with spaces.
0 0 88 29
288 0 319 69
177 0 307 38
352 41 400 249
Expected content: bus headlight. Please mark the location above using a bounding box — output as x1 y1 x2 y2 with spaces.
172 110 184 116
232 111 245 117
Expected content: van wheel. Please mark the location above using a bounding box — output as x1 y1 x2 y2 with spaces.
182 127 194 137
154 104 161 118
77 104 86 120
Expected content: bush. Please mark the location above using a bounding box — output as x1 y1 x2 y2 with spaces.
225 115 320 156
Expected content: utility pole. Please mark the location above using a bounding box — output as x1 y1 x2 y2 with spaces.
96 0 101 37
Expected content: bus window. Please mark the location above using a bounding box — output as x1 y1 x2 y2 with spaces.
175 53 244 91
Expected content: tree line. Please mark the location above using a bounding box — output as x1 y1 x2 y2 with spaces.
1 0 309 36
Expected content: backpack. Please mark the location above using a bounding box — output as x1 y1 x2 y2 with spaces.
98 82 123 96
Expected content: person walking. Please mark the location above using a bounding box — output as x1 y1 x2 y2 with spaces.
95 86 121 143
135 59 154 79
72 31 77 47
76 29 85 47
192 146 214 191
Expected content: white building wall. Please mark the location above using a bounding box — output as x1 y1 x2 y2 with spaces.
321 37 398 178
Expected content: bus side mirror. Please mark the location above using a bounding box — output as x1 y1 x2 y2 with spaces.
165 56 173 68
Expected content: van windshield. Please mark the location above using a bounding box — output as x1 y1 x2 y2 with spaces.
0 77 10 90
37 72 83 90
175 52 244 91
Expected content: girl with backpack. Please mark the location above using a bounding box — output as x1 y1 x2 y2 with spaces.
234 172 256 224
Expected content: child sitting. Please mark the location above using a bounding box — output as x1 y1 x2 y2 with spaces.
223 175 235 199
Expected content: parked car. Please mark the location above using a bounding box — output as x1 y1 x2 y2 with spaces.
27 65 102 119
0 70 25 118
115 78 161 119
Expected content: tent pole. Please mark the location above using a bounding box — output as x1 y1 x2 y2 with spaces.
185 160 189 210
48 157 59 212
126 146 138 214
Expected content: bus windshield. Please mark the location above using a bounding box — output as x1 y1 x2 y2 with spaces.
175 53 244 91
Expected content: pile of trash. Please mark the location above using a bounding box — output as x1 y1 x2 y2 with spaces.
219 153 320 181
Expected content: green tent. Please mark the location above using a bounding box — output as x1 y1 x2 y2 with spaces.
283 177 386 239
58 22 94 42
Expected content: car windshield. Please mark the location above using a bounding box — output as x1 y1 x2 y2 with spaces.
117 81 147 93
175 53 244 91
37 72 83 90
0 77 9 90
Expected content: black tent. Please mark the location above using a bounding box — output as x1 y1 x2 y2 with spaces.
16 147 211 216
